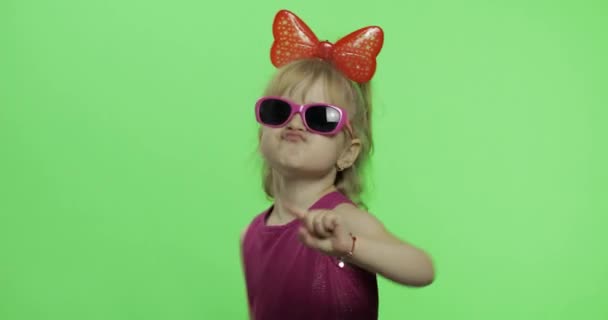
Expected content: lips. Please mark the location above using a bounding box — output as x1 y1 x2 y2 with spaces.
282 131 305 142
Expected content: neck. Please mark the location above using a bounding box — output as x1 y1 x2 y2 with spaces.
270 170 337 223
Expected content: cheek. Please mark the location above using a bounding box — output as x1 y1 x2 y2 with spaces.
259 127 273 140
334 131 348 148
310 136 343 161
258 128 278 153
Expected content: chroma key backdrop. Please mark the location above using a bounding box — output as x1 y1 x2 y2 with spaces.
1 0 606 319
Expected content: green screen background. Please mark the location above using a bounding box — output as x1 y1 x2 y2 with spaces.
1 0 606 319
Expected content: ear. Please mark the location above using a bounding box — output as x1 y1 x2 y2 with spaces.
338 138 361 169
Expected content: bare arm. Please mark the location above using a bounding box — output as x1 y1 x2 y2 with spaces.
336 204 435 287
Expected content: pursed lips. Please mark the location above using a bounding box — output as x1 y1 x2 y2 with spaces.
282 131 306 142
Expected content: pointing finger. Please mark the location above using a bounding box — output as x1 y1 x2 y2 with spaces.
284 202 307 220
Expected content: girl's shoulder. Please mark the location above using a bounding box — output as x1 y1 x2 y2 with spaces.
240 206 272 246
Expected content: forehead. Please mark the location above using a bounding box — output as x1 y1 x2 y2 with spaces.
283 77 354 112
287 78 327 104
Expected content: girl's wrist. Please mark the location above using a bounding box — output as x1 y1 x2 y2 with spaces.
338 233 357 268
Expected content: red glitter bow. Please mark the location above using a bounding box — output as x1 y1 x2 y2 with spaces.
270 10 384 83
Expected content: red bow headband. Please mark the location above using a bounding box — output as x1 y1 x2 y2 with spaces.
270 10 384 83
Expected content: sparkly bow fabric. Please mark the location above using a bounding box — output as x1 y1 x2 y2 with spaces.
270 10 384 83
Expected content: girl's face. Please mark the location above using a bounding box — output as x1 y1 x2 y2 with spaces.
259 80 354 178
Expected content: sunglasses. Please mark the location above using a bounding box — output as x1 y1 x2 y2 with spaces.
255 96 353 136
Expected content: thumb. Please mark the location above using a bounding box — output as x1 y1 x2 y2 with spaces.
298 226 322 248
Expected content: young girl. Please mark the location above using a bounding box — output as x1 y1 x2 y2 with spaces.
241 10 435 319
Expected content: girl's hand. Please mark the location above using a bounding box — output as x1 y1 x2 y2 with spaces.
285 205 353 257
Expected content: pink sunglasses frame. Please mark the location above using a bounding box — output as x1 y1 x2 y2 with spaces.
255 96 354 136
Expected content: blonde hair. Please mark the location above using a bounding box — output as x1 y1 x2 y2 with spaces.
259 59 374 208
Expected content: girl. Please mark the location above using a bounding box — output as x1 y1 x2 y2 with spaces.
241 10 435 320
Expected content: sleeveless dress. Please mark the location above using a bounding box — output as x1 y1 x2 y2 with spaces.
242 191 378 320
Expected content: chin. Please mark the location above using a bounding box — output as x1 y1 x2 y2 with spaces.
261 145 335 176
280 162 335 179
276 158 307 173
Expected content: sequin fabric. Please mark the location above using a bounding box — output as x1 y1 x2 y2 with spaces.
242 191 378 319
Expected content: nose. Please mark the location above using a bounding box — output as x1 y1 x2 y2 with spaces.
286 112 306 131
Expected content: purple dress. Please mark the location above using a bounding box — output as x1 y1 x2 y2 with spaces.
242 191 378 320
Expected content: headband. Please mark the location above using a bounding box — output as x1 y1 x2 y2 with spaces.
270 10 384 83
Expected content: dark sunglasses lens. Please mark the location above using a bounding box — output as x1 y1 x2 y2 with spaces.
305 106 341 133
259 99 291 125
